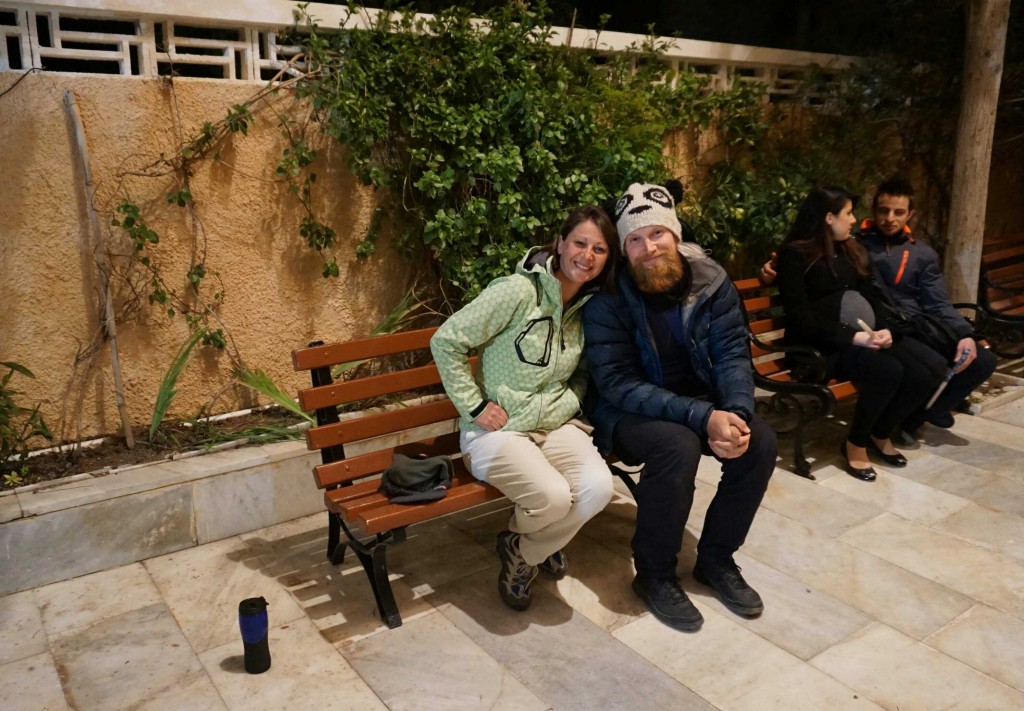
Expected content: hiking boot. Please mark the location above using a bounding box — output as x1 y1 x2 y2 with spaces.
538 550 568 580
631 574 703 632
693 556 764 618
495 531 538 611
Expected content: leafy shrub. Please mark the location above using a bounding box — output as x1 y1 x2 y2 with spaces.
1 362 52 480
298 2 765 298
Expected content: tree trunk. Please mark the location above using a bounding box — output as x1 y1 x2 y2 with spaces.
63 91 136 449
946 0 1011 304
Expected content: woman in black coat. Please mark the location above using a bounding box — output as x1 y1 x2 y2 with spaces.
775 187 944 481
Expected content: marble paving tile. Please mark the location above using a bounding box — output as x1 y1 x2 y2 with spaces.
743 508 973 640
839 512 1024 618
614 609 879 710
893 452 1024 516
0 484 194 595
821 463 970 526
145 535 307 653
926 604 1024 692
50 603 225 710
0 652 69 711
951 408 1024 450
192 458 325 544
933 502 1024 562
685 553 872 661
35 562 162 637
811 622 1024 710
980 396 1024 427
434 568 710 710
386 521 499 594
922 435 1023 476
759 468 883 538
200 615 387 711
345 611 547 711
0 590 48 665
534 529 644 632
774 432 848 482
240 517 437 647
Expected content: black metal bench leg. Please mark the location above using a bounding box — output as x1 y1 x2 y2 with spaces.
791 420 816 480
326 512 347 564
610 463 641 498
355 543 402 629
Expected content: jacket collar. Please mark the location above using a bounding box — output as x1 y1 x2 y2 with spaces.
859 219 915 245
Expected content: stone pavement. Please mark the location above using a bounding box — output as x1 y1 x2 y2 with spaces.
3 398 1024 710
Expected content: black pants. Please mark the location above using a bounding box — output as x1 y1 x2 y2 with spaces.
612 413 776 580
903 345 998 430
832 337 945 446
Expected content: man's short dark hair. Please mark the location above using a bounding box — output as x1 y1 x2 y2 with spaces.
873 176 915 211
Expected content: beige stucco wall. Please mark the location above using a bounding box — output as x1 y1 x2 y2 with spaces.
0 72 416 441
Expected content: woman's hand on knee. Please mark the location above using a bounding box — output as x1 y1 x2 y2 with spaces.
474 401 509 431
871 329 893 349
853 331 880 350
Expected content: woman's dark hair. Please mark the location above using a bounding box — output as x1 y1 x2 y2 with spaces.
550 204 620 292
782 186 870 276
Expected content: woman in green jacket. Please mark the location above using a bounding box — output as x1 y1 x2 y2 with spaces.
431 205 619 611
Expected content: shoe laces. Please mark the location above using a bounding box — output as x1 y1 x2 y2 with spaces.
654 578 689 605
717 561 748 587
506 536 534 586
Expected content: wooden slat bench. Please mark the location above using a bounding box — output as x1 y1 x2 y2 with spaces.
734 277 855 479
981 239 1024 316
293 326 639 629
975 239 1024 357
735 274 1015 475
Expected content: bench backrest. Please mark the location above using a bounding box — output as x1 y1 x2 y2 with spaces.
292 327 467 490
734 276 858 399
733 277 789 381
980 240 1024 314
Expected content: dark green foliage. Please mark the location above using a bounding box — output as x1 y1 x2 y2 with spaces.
297 2 764 298
1 362 52 479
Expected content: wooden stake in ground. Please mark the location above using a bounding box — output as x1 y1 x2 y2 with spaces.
946 0 1012 304
63 90 135 449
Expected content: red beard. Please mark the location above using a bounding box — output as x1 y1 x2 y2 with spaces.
629 249 684 294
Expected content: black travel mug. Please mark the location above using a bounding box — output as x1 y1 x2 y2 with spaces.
238 596 271 674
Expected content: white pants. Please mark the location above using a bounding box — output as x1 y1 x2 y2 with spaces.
461 423 614 566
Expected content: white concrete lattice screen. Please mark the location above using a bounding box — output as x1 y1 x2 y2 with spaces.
0 0 852 93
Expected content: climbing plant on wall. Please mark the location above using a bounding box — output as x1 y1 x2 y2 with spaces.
295 2 767 299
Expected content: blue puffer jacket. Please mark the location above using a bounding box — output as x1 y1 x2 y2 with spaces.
582 243 755 454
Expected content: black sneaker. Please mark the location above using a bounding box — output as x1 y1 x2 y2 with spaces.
538 550 568 580
495 531 538 611
693 557 764 618
631 574 704 632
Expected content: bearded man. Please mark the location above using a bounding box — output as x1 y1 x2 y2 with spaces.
583 182 776 633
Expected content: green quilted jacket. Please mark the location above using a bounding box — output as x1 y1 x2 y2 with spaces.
430 247 594 433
